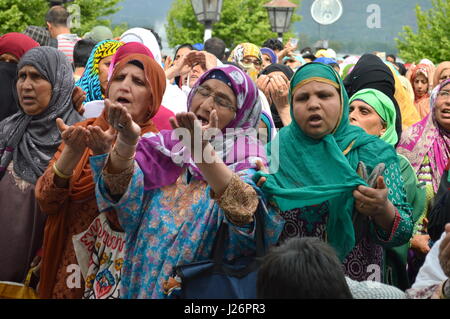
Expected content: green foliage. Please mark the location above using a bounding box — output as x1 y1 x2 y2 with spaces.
0 0 126 37
0 0 49 34
68 0 125 36
166 0 302 49
396 0 450 63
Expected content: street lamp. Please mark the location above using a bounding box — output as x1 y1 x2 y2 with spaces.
190 0 223 42
263 0 298 42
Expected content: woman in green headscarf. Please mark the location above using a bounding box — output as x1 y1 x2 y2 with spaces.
349 88 425 289
255 62 413 283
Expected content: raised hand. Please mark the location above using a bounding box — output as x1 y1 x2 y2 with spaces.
104 99 141 145
267 73 289 111
353 176 391 217
169 110 219 152
86 125 116 156
56 118 88 154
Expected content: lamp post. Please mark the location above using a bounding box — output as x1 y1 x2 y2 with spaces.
190 0 224 42
263 0 298 42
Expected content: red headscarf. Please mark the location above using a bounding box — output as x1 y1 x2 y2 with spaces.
0 33 39 59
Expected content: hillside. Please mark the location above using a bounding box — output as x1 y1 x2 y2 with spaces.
111 0 434 54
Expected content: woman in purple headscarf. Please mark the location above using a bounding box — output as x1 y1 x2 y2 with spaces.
89 65 284 298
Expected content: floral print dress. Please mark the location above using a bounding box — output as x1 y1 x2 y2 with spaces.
90 154 284 299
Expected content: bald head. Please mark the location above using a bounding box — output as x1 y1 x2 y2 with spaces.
45 6 69 27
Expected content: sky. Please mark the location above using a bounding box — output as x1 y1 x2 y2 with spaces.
110 0 433 54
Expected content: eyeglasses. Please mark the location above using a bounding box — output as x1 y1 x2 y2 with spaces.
437 90 450 99
242 57 262 67
195 86 237 112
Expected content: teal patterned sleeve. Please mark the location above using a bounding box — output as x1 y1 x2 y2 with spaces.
370 160 414 248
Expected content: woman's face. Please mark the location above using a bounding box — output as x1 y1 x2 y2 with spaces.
190 79 237 130
349 100 386 137
262 54 272 69
174 47 192 65
241 55 262 71
0 53 19 64
413 73 428 98
108 63 152 124
99 55 114 95
188 64 206 88
16 65 52 116
439 69 450 84
292 80 341 139
434 84 450 132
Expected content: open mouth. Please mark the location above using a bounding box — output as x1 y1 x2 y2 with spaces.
196 114 209 126
308 114 323 126
21 96 35 104
117 97 131 104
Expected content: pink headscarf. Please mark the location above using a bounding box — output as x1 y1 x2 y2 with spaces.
107 42 154 81
397 79 450 192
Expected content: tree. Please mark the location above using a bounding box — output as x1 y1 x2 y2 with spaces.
0 0 126 37
67 0 126 37
0 0 50 34
396 0 450 63
165 0 302 49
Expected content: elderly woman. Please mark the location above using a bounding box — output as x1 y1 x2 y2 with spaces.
0 47 83 282
397 79 450 279
35 53 166 299
255 62 413 283
349 88 425 289
228 43 262 82
88 65 283 298
0 33 39 121
76 39 124 104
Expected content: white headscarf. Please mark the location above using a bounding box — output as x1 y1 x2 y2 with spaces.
120 28 162 67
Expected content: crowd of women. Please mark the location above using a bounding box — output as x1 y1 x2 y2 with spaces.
0 21 449 300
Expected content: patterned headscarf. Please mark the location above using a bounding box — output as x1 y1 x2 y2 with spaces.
136 65 266 190
228 43 262 81
410 64 432 102
397 79 450 193
0 47 83 184
76 40 123 102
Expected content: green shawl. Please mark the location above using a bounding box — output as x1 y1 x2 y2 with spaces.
255 62 398 261
349 88 398 146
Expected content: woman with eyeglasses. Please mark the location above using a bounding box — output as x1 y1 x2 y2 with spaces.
87 65 283 298
227 43 263 82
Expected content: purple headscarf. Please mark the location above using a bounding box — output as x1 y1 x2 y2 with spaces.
136 65 266 190
397 79 450 192
261 47 277 64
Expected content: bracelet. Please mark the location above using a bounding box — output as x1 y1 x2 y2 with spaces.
441 279 450 299
53 163 72 179
112 147 135 161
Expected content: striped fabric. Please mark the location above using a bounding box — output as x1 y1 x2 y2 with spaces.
57 33 80 65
